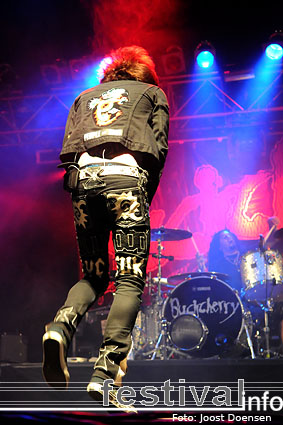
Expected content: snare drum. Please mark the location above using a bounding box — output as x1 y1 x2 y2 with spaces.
240 249 283 304
162 274 248 357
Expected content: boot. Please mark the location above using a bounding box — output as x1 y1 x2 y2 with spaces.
87 346 136 412
42 321 72 388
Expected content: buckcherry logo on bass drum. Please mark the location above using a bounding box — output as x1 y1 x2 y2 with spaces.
162 274 249 357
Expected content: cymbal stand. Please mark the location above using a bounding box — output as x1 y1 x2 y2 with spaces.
136 237 175 360
150 238 168 360
259 245 276 358
140 238 173 360
261 277 276 358
243 318 256 359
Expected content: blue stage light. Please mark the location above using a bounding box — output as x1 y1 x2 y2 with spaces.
195 41 216 70
265 43 283 60
196 50 215 69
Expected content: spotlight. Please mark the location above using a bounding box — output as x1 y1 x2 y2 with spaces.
266 44 283 60
195 41 215 69
265 31 283 61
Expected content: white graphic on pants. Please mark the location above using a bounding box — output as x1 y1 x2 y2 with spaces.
84 258 105 278
73 200 88 229
107 191 142 222
54 307 78 328
95 345 118 371
95 258 105 277
116 256 144 277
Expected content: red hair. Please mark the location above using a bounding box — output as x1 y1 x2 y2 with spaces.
101 46 159 86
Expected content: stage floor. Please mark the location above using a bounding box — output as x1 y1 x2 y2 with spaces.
0 358 282 411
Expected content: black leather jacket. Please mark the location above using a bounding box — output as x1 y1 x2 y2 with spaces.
60 80 169 202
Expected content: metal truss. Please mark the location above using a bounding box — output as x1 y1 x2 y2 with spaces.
0 69 282 153
162 69 283 144
0 88 77 149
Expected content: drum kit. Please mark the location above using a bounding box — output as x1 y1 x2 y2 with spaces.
132 226 283 360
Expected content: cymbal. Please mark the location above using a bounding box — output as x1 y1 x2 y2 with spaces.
151 227 192 241
167 271 230 284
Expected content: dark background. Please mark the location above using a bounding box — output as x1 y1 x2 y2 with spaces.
0 1 282 362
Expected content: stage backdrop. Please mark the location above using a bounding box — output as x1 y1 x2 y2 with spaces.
103 136 283 282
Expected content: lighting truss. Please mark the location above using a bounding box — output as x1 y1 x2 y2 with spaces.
0 70 282 152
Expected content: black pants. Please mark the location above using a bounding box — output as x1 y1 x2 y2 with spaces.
53 165 150 383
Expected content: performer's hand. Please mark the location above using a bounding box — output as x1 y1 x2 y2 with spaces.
267 216 280 229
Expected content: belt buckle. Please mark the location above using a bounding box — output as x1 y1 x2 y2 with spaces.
79 165 100 180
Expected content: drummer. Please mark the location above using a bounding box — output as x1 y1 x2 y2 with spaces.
208 220 283 353
208 229 243 293
208 217 281 294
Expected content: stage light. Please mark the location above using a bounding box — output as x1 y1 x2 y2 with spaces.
264 31 283 61
195 41 215 69
197 51 214 68
265 44 283 60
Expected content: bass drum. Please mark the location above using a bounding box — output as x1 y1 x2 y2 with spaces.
162 275 249 358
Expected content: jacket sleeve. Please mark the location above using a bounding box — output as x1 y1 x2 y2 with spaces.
62 102 77 151
151 87 169 179
146 87 169 203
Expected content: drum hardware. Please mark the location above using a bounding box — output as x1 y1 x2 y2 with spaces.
240 228 283 358
135 227 192 360
254 330 262 356
167 271 230 285
189 229 206 272
152 277 175 289
150 227 192 242
147 238 172 359
262 231 280 359
240 249 283 304
243 318 256 359
262 299 273 359
151 318 168 360
259 288 281 359
245 301 283 358
152 227 192 360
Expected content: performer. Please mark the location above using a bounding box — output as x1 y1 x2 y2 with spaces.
208 229 243 293
42 46 169 409
208 218 280 293
208 221 283 355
